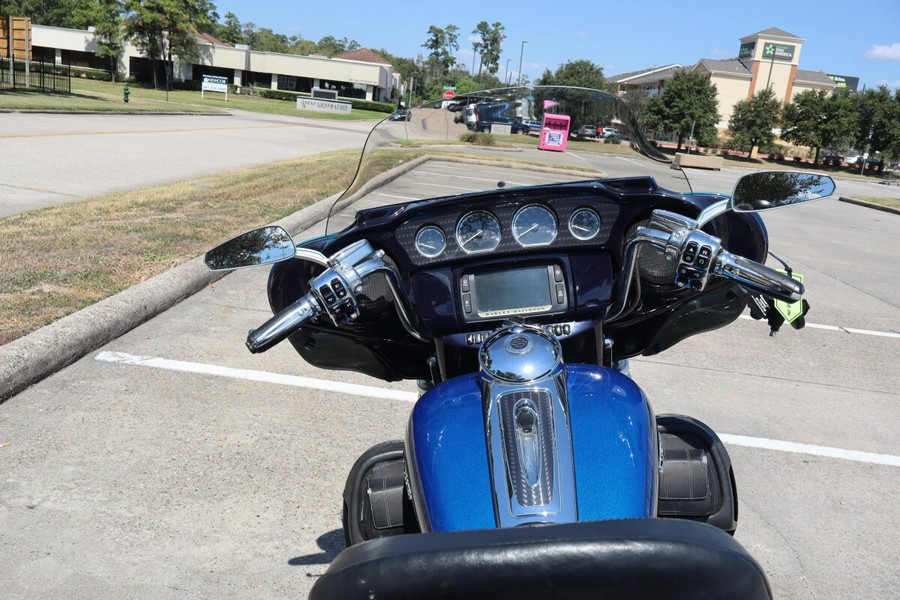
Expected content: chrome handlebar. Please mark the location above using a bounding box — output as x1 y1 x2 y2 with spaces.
246 240 430 354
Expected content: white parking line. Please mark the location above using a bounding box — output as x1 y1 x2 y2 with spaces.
94 351 418 402
737 314 900 339
95 351 899 468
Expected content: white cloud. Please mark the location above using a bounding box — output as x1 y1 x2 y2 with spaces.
865 43 900 60
575 31 591 38
709 48 730 58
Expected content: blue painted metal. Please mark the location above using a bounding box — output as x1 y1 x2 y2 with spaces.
409 375 496 532
567 364 657 520
408 364 657 532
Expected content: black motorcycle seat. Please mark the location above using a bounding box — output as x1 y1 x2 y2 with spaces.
309 518 772 599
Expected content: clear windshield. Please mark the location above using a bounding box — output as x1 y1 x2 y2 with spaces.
325 85 691 235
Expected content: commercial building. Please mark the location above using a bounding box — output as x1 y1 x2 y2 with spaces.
610 28 851 128
27 24 400 102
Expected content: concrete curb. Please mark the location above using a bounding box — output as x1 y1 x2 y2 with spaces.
0 192 340 403
0 153 605 402
839 196 900 215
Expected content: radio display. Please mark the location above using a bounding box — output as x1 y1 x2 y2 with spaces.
474 266 553 318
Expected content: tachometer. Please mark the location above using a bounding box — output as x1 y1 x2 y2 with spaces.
568 208 601 240
512 204 557 247
415 225 446 258
456 211 501 254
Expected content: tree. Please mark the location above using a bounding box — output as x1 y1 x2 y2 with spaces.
536 59 607 90
781 89 856 162
641 70 719 151
472 21 504 76
728 88 781 154
852 86 900 160
124 0 212 89
85 0 125 81
216 11 242 45
421 24 458 79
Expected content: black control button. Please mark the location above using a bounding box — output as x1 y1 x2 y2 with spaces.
461 276 470 293
476 333 484 343
686 241 699 253
466 334 474 344
319 285 336 304
696 256 709 268
699 245 712 258
563 324 571 335
553 325 562 336
331 278 347 298
682 253 695 264
556 283 565 304
553 265 563 283
463 294 472 313
678 266 691 277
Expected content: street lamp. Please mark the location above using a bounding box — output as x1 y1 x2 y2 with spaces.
517 40 527 86
505 58 511 84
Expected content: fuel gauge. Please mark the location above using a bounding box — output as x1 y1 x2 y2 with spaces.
415 225 446 258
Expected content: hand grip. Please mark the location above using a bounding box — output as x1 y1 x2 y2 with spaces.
717 253 804 303
246 295 319 354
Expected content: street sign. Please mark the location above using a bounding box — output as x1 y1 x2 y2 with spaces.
442 89 456 99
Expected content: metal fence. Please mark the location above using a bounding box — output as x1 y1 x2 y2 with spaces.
0 57 71 94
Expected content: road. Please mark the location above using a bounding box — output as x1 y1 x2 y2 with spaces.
1 130 899 598
0 110 374 217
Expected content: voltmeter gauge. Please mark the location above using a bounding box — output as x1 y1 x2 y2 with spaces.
568 208 601 240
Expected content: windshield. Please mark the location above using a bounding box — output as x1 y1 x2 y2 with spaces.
325 85 691 235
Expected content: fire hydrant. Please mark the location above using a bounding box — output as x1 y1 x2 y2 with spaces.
123 85 130 103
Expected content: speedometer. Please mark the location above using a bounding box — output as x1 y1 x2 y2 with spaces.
512 204 557 247
456 211 501 254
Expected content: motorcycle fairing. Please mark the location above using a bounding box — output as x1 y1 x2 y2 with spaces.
407 364 657 532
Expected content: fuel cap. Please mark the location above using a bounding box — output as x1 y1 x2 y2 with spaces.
479 325 561 383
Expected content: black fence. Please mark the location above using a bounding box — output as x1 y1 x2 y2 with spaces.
0 57 71 94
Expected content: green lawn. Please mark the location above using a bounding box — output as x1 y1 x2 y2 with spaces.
1 78 390 120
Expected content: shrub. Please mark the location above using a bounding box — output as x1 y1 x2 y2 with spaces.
459 131 495 146
603 137 622 145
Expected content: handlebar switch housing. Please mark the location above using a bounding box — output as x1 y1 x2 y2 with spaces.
674 232 722 291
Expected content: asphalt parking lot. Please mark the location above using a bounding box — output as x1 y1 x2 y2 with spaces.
1 135 899 598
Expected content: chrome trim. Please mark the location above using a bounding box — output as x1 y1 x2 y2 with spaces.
479 324 578 526
568 207 601 240
455 210 502 254
696 198 730 228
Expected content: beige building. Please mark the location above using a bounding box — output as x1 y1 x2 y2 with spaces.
27 24 400 102
611 28 837 128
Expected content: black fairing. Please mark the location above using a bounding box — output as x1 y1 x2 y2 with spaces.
267 178 768 380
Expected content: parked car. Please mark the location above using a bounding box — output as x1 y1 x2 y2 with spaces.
522 119 542 134
387 109 411 121
843 154 862 165
599 126 622 138
575 125 598 139
821 151 843 166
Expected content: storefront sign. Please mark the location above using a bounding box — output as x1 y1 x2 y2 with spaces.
201 75 228 100
297 97 352 114
762 43 795 61
738 42 755 59
827 74 860 92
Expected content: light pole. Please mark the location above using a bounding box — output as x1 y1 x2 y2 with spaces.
505 58 511 84
517 40 527 86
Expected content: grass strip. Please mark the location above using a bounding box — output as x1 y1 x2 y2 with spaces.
856 196 900 209
0 148 598 346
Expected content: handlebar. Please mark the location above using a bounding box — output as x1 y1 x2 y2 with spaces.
247 295 320 354
715 253 803 303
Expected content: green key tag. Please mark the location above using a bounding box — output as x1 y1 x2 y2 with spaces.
773 271 804 323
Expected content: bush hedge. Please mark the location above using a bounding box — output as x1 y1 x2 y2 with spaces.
248 87 393 113
459 131 495 146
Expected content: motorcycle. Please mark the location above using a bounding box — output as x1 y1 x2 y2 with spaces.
205 86 834 599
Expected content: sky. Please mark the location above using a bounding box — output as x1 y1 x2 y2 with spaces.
212 0 900 91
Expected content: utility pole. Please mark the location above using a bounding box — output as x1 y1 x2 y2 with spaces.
517 40 527 86
505 58 511 85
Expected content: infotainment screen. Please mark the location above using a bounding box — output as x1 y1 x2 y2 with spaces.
474 266 554 318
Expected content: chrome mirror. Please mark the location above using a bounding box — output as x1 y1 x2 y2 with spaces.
731 171 835 212
205 226 295 271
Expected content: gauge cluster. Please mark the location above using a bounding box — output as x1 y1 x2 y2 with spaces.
395 195 618 267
